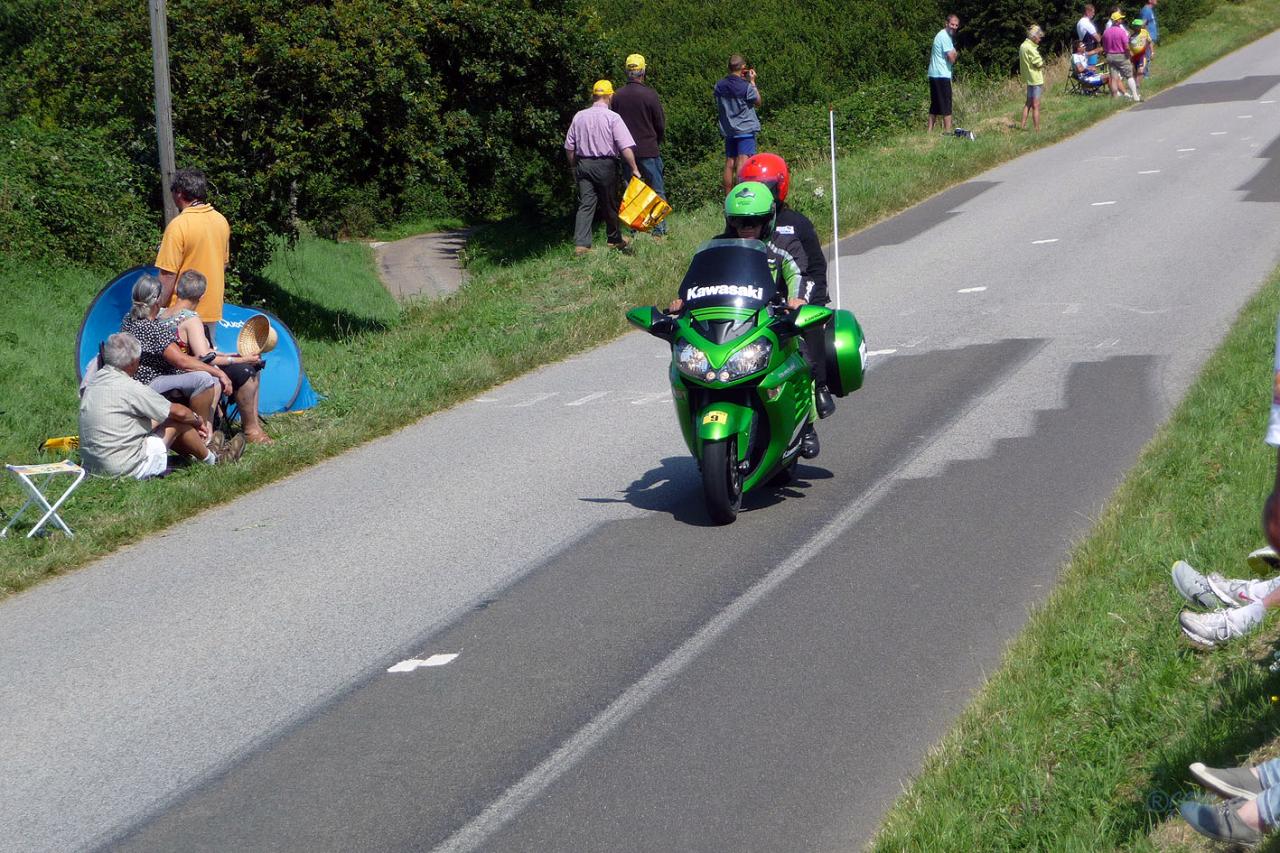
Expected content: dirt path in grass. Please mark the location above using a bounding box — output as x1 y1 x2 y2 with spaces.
370 228 473 301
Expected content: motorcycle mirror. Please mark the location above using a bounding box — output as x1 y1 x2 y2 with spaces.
790 304 834 330
626 306 676 341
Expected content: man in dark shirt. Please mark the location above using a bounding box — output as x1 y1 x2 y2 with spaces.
611 53 669 237
714 54 762 194
741 152 836 418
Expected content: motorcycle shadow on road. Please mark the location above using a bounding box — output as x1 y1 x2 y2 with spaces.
581 456 832 525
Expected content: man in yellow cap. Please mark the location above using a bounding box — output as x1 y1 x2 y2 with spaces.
564 79 642 255
611 54 668 238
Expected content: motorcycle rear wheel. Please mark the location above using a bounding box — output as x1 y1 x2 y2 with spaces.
702 438 742 524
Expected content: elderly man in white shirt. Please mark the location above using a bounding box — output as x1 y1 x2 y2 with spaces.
79 333 244 479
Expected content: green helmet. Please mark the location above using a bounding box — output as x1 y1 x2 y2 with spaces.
724 181 776 239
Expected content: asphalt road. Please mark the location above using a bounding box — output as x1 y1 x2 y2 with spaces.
5 34 1280 853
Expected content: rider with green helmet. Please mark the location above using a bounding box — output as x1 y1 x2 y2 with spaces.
667 181 823 458
667 181 805 312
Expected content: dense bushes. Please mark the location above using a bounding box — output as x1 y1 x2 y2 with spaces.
0 120 157 270
0 0 1230 275
0 0 611 270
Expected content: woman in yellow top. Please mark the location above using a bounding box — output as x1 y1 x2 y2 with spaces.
1020 25 1046 131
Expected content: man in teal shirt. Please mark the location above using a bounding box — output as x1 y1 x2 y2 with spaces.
927 14 960 133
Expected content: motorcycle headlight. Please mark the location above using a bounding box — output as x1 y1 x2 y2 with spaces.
724 340 772 379
675 342 711 380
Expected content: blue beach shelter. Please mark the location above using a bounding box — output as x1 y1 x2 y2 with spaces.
76 266 319 415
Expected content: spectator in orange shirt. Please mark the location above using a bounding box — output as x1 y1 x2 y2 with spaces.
155 167 231 349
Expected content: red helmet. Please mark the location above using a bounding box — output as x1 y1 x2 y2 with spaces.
740 153 790 202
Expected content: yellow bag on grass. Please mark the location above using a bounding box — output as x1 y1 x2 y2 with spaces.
618 176 672 232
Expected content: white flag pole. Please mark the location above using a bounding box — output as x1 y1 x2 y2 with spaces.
828 108 840 310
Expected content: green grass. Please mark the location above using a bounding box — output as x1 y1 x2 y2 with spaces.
364 215 466 244
869 271 1280 852
3 0 1279 594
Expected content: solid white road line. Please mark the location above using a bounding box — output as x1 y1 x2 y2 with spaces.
426 358 1021 853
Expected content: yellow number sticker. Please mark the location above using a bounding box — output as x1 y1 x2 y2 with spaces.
703 411 728 425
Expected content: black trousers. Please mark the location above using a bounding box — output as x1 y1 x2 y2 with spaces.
574 157 624 247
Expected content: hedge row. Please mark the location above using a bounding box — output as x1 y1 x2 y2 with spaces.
0 0 1225 274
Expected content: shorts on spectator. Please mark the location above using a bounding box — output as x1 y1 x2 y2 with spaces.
928 76 953 116
222 361 261 392
129 434 169 480
1026 84 1043 103
1107 53 1134 79
724 134 757 158
149 370 217 399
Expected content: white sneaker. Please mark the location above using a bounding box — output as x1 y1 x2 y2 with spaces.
1207 573 1258 608
1180 607 1263 648
1248 546 1280 573
1171 561 1222 610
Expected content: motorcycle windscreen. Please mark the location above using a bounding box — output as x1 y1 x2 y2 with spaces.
678 239 780 310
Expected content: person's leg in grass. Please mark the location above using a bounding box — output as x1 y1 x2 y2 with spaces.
1031 90 1041 130
573 162 599 252
1180 796 1264 843
638 156 668 237
189 382 219 427
235 373 272 444
598 161 627 249
160 422 216 465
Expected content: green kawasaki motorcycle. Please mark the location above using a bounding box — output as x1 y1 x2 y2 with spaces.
627 238 866 524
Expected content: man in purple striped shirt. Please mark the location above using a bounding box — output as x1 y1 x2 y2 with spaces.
565 79 641 254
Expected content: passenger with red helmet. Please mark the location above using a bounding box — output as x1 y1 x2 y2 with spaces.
740 152 836 418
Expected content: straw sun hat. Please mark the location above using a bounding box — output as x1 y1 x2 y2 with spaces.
236 313 278 357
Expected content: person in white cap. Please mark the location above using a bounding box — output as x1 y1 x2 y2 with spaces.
564 79 641 255
611 53 668 238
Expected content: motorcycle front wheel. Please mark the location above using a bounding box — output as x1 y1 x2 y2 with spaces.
702 438 742 524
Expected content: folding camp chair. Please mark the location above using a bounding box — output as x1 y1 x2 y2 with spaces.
1068 67 1106 96
2 460 86 539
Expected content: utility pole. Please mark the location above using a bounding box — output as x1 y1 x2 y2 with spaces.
148 0 177 224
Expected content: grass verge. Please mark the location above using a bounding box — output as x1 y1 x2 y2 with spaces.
869 268 1280 852
3 3 1279 594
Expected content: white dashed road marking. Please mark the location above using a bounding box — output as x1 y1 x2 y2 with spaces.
1095 338 1121 349
1032 238 1059 245
511 393 557 408
1238 115 1254 119
565 392 609 407
1211 131 1228 136
1177 148 1197 152
1139 169 1161 174
388 654 459 673
957 286 987 294
866 349 898 357
630 392 671 406
1091 201 1117 206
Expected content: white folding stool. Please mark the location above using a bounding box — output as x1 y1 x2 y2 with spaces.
2 460 86 539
